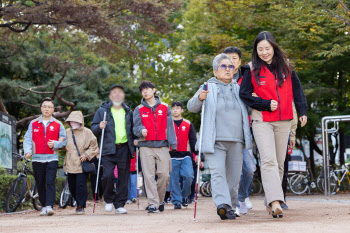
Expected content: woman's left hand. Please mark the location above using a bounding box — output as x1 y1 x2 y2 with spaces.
299 115 308 127
80 154 87 162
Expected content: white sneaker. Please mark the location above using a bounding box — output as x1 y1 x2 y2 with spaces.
105 203 114 212
245 197 253 209
39 207 47 216
235 207 240 217
115 207 127 214
126 200 132 204
46 206 55 216
239 201 248 215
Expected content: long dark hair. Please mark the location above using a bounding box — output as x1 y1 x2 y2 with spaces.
252 31 292 87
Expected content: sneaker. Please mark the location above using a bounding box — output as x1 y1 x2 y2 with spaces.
174 203 182 209
235 207 240 217
75 207 85 215
148 206 159 213
159 202 165 212
226 210 237 220
46 206 55 216
182 198 189 207
239 201 248 215
126 200 132 204
131 198 137 203
105 203 114 212
115 207 127 214
217 204 228 220
39 207 47 216
145 206 149 211
281 203 289 210
245 197 253 209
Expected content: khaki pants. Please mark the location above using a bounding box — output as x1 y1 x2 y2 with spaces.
140 147 171 208
251 110 291 206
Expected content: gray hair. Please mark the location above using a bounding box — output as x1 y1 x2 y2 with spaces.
212 53 234 71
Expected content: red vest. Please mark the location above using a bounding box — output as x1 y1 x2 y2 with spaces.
139 103 168 141
172 119 191 152
32 119 60 154
251 67 293 122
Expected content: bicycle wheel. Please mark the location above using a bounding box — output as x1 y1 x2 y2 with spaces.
289 174 308 195
31 182 43 211
71 198 77 207
317 174 337 194
6 176 27 212
59 180 71 208
250 178 263 195
206 182 212 197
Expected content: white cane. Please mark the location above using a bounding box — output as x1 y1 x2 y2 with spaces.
93 111 107 214
194 82 208 221
136 146 140 210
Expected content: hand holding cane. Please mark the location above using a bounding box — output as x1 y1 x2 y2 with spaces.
194 82 208 221
93 112 107 214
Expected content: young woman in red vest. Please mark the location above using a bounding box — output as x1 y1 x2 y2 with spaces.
239 31 307 218
133 80 177 213
23 97 67 216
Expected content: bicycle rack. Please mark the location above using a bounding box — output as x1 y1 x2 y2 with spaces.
321 115 350 196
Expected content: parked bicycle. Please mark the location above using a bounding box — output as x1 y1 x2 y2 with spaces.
59 172 77 208
317 164 350 194
289 169 317 195
6 153 42 213
250 172 263 195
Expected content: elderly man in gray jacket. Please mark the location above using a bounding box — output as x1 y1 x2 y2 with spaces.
187 53 252 220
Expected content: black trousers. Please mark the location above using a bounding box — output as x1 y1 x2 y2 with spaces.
282 153 290 199
68 173 88 208
90 158 103 200
102 144 130 208
32 161 58 207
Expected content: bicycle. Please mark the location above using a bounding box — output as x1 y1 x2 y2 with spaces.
250 172 263 195
317 164 350 194
59 172 76 208
5 153 42 213
289 169 317 195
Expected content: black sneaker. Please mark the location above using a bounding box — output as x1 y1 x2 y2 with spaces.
75 207 85 215
174 203 182 209
148 206 158 213
159 202 165 212
182 198 189 207
226 210 237 220
145 206 149 211
217 204 228 220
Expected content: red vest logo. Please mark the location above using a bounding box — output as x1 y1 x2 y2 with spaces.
49 126 55 131
181 126 186 131
142 114 148 117
34 128 39 132
158 110 163 115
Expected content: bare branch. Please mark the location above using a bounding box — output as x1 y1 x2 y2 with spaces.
19 85 54 94
51 66 68 100
316 0 350 26
9 100 40 108
0 98 9 114
337 0 350 13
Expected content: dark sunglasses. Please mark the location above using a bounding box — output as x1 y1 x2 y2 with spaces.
219 64 235 70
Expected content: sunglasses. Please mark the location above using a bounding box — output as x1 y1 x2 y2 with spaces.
219 64 235 71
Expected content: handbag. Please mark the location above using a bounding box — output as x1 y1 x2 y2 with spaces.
71 130 96 174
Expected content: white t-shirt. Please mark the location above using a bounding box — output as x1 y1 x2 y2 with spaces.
42 120 49 127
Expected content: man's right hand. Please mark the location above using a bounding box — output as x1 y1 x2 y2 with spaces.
198 90 210 101
25 153 32 159
100 121 107 130
270 100 278 112
142 129 148 137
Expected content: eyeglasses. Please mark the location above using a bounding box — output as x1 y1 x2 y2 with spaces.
41 106 54 109
219 64 235 71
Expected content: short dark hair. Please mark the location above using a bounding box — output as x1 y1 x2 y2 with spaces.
139 80 155 92
223 47 242 59
40 97 54 107
171 101 183 109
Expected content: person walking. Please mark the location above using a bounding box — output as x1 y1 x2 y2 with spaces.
223 46 257 215
187 54 252 220
91 84 135 214
239 31 307 218
126 154 137 204
133 80 177 213
23 97 67 216
169 101 197 209
63 111 99 214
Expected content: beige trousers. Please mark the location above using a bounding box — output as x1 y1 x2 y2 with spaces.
140 147 171 208
251 110 291 206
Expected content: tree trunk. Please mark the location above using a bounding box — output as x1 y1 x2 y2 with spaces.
0 98 8 114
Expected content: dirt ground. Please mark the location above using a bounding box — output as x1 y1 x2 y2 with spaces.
1 194 350 233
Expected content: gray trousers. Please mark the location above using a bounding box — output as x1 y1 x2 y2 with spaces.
205 141 244 210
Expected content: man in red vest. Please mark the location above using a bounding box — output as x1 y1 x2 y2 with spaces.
169 101 197 209
133 80 177 213
24 97 67 216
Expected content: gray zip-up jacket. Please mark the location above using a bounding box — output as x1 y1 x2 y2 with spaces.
187 77 252 154
133 96 177 149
